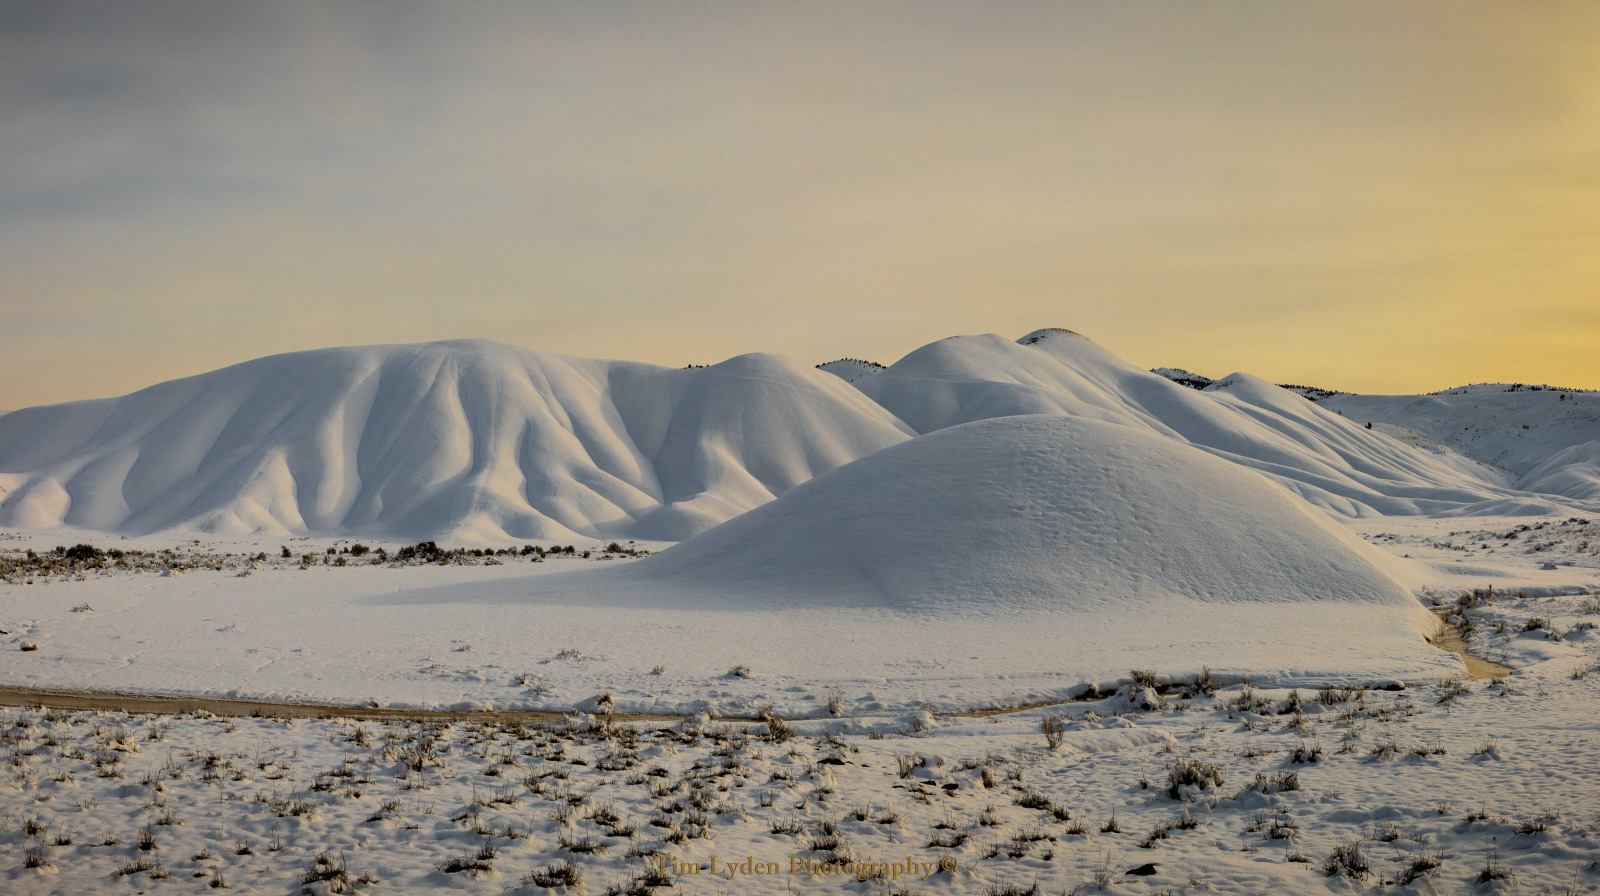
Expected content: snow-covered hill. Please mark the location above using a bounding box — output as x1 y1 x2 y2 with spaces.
816 358 886 384
619 414 1434 614
1324 384 1600 503
441 415 1457 686
0 340 913 541
1151 367 1343 401
854 330 1566 518
0 331 1592 543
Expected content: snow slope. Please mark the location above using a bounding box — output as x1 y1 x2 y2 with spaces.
853 330 1570 517
0 340 913 542
1325 384 1600 503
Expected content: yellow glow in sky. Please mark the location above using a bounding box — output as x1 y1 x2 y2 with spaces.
1 1 1597 410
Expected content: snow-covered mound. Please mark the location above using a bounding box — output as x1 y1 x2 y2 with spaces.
1324 386 1600 503
537 415 1452 683
816 358 886 384
852 330 1569 517
0 340 913 541
620 415 1430 612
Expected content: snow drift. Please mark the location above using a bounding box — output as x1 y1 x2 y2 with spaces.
0 340 912 541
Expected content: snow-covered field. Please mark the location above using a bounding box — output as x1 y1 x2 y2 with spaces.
0 513 1596 893
1 329 1598 893
0 579 1596 896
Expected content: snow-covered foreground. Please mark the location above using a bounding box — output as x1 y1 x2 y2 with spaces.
0 550 1461 717
3 511 1599 717
1 580 1597 896
1 513 1598 893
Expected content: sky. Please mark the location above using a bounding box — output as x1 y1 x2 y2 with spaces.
2 1 1597 410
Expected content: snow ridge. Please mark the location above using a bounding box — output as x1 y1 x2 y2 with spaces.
0 340 912 541
850 332 1572 518
1325 387 1600 503
1 330 1594 542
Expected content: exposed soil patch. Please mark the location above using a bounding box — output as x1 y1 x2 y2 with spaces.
1429 607 1515 679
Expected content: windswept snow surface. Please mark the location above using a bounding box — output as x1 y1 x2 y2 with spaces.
854 330 1574 518
0 340 912 542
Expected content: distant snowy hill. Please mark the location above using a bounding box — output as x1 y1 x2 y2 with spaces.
0 340 912 541
816 358 886 384
1324 384 1600 503
0 331 1593 543
853 330 1564 517
1152 366 1343 401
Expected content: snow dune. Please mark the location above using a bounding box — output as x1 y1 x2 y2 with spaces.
0 340 912 541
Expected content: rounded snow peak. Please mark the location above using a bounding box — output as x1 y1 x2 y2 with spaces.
628 414 1429 622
